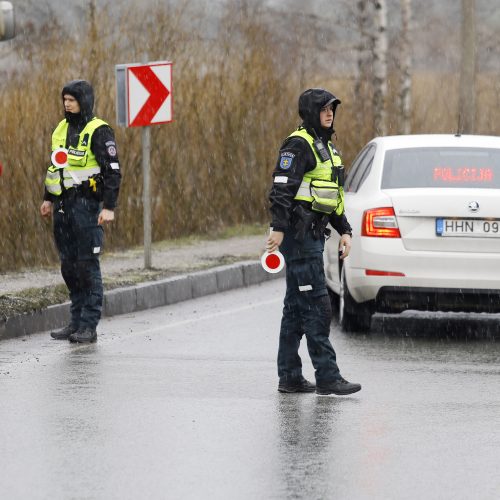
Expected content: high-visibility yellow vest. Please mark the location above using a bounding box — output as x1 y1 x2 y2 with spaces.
45 117 107 196
291 127 345 215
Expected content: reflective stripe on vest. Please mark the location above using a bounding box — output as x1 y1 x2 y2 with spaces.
290 127 345 215
44 117 107 196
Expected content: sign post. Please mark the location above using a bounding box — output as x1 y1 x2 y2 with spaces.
115 59 173 269
142 123 152 268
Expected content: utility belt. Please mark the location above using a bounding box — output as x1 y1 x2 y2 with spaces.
291 203 331 242
60 174 103 201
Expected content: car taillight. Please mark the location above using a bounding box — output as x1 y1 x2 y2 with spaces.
362 207 401 238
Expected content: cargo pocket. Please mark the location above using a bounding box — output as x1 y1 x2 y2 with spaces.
292 257 328 299
309 257 328 298
91 225 104 257
78 225 104 260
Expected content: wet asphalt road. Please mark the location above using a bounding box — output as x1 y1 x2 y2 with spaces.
1 279 500 500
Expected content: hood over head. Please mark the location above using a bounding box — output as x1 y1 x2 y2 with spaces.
298 88 341 139
62 79 95 124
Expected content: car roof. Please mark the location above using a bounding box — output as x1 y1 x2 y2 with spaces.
368 134 500 150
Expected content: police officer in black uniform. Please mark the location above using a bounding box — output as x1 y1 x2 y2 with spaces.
40 80 121 343
267 88 361 395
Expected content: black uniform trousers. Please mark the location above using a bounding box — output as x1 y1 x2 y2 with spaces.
53 191 104 331
277 228 341 385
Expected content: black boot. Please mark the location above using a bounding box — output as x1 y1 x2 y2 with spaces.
278 376 316 393
316 377 362 396
69 327 97 343
50 324 78 340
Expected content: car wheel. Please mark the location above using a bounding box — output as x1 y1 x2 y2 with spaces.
339 267 372 332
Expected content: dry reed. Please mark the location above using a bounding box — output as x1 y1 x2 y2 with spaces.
0 1 498 272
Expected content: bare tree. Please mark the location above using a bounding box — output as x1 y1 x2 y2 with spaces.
458 0 476 134
399 0 412 134
372 0 388 136
354 0 373 135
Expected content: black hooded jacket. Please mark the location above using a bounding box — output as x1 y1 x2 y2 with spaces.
44 79 121 209
268 88 352 236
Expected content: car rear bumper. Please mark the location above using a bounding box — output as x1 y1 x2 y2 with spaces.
346 259 500 314
347 238 500 305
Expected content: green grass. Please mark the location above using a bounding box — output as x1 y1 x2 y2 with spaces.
0 284 69 321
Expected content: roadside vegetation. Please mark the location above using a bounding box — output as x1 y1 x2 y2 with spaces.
0 0 499 273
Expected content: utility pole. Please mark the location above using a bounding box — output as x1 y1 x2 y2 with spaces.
458 0 476 134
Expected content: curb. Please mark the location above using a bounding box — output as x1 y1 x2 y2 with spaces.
0 261 284 341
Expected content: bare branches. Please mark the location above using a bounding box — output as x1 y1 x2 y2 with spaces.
371 0 388 136
399 0 412 134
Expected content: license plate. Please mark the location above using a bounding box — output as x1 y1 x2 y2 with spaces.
436 218 500 237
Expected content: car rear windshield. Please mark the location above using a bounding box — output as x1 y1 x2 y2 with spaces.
382 147 500 189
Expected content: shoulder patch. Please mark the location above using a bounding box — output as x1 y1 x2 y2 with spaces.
106 144 117 157
279 151 295 170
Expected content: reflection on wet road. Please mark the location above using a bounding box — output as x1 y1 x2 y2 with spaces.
1 279 499 499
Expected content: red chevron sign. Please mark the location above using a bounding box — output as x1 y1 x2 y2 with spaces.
127 62 173 127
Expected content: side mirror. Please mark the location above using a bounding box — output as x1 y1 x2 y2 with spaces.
0 1 15 41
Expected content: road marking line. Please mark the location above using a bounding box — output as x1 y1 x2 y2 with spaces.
138 298 282 335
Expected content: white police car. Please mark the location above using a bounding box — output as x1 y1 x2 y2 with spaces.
324 134 500 331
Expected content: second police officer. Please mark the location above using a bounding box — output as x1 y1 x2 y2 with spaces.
40 80 121 343
266 88 361 396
